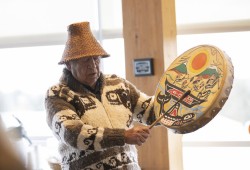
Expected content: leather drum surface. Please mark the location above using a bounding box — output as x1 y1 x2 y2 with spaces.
154 45 234 134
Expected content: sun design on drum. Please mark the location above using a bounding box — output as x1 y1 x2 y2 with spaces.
187 51 211 75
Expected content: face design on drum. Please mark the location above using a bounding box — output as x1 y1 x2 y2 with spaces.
156 89 195 126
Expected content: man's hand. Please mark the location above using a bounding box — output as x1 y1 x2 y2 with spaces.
124 125 150 146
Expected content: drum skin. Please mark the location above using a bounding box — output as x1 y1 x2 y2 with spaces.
154 45 234 134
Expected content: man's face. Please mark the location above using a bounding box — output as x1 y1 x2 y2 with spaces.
67 56 101 88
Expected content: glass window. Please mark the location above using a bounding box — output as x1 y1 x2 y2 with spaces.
0 0 99 36
0 1 125 169
176 0 250 169
0 45 64 137
178 32 250 170
99 0 123 30
183 147 250 170
102 38 125 78
175 0 250 24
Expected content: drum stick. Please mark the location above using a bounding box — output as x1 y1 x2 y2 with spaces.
149 90 191 129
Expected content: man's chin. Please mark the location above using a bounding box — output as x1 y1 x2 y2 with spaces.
88 78 98 87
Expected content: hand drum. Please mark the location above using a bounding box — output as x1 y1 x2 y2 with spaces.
154 45 234 134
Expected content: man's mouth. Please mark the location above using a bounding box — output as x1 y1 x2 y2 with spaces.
89 72 97 77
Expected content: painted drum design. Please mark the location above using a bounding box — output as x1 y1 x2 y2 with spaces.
154 45 234 134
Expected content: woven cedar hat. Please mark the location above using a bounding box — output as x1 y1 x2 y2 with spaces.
59 22 110 64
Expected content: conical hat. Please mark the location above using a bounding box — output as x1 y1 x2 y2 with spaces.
59 22 110 64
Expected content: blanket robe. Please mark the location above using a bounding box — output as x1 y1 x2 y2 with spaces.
45 68 156 170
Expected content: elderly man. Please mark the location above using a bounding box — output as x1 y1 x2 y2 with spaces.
45 21 156 170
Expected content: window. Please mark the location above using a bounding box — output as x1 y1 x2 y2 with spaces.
102 38 125 78
0 0 124 169
178 32 250 170
176 0 250 169
0 45 64 135
0 0 99 37
0 45 64 169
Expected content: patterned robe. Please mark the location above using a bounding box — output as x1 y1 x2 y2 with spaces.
45 68 156 170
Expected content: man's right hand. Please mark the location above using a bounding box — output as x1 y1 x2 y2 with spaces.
124 125 150 146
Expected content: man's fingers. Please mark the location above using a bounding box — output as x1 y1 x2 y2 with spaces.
141 127 150 133
137 128 150 138
137 133 148 143
136 136 144 145
140 132 149 138
124 125 151 145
